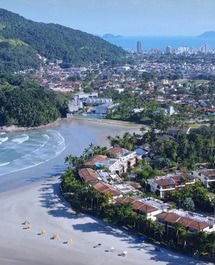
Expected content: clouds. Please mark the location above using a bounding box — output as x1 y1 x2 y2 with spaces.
0 0 214 36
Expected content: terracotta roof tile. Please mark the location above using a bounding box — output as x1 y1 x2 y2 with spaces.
156 212 210 231
84 155 107 166
78 168 98 183
93 182 120 196
116 197 159 214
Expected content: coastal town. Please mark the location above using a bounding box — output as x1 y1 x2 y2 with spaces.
20 45 215 124
3 41 212 262
1 1 215 265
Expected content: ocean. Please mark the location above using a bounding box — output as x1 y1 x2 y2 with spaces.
103 36 215 51
0 119 139 192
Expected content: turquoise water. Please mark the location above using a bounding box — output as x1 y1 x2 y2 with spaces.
104 36 215 51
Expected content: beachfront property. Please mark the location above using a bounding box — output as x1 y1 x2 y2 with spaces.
84 147 138 176
193 169 215 188
112 183 139 195
78 168 100 184
116 197 170 220
92 181 121 198
148 173 196 198
156 209 215 233
108 147 137 169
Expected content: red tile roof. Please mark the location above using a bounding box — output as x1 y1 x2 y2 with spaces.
78 168 99 183
201 170 215 180
84 155 107 166
108 147 125 156
156 212 209 231
116 197 159 214
93 182 120 196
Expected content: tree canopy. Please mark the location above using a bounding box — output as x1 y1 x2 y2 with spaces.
0 71 68 127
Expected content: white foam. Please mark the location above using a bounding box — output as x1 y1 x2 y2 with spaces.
0 137 9 144
0 130 66 176
12 134 29 144
0 162 10 167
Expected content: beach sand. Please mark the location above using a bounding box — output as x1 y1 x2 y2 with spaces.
0 177 211 265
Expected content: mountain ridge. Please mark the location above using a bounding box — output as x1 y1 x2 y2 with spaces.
0 8 126 71
198 31 215 39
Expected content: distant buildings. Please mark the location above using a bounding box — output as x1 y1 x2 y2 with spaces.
137 41 142 53
166 46 172 54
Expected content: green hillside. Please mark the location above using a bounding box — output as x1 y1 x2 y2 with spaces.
0 37 41 72
0 71 68 127
0 8 126 71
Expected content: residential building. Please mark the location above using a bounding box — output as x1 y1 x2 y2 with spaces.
116 197 169 220
84 155 108 166
78 168 99 184
156 209 215 232
148 173 196 198
108 147 137 170
193 169 215 188
93 181 121 197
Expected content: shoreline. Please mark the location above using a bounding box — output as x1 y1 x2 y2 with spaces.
0 116 142 133
0 177 212 265
71 116 143 128
0 118 63 133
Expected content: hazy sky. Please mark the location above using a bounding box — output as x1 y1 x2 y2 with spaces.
0 0 214 36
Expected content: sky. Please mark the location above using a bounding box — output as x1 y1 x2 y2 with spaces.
0 0 214 36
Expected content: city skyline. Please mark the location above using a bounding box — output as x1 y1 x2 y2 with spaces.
0 0 214 36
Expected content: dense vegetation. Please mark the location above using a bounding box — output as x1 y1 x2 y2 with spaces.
0 38 41 72
153 126 215 169
0 8 126 71
61 164 215 259
0 72 68 127
166 182 214 213
108 124 215 170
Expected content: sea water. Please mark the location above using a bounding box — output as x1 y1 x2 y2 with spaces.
0 129 66 176
104 36 215 51
0 119 139 192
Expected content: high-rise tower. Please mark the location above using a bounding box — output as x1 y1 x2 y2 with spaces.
137 41 142 53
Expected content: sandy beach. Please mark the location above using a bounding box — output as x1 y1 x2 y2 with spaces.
0 176 212 265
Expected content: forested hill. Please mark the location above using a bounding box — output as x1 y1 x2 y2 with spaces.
0 71 68 127
0 8 126 71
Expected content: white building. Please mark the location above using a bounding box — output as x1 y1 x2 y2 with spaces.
156 209 215 232
193 169 215 188
148 173 196 198
116 197 169 220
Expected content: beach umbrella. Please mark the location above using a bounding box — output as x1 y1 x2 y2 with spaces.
122 251 127 256
52 234 60 239
24 224 32 230
23 220 30 225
